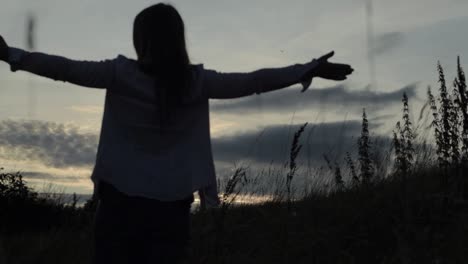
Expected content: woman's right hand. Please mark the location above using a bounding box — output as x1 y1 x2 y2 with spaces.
0 35 9 62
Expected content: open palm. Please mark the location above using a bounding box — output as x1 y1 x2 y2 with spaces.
301 51 353 92
315 51 353 80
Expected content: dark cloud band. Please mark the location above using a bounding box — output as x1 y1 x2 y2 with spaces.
211 121 384 165
0 119 389 179
210 84 418 114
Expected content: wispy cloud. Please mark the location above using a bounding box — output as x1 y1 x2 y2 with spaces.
373 32 405 56
22 171 82 182
211 84 418 114
67 105 103 114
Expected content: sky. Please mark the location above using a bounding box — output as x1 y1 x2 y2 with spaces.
0 0 467 194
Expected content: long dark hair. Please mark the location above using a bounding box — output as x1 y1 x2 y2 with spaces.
133 3 191 126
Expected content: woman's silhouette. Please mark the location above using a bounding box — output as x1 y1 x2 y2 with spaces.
0 3 353 264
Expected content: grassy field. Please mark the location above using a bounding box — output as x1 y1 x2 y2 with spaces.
1 169 468 264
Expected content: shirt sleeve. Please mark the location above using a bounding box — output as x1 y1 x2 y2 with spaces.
202 59 319 99
8 47 117 89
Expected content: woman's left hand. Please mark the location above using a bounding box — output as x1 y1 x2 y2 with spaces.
0 35 9 62
301 51 353 92
313 51 354 81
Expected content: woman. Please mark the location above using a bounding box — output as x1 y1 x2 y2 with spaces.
0 3 353 264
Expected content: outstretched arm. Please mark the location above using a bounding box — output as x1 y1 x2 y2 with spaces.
0 35 115 89
204 51 353 99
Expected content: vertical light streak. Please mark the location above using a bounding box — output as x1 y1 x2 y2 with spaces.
26 12 36 119
366 0 377 92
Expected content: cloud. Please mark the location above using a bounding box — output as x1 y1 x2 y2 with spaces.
22 171 82 182
0 120 98 168
67 105 103 114
210 83 418 114
211 121 386 166
373 32 405 56
0 119 392 185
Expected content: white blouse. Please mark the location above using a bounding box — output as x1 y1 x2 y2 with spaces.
7 47 319 207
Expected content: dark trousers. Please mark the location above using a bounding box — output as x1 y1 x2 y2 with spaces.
93 182 193 264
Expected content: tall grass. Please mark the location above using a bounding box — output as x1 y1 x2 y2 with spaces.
357 109 374 186
286 122 307 212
